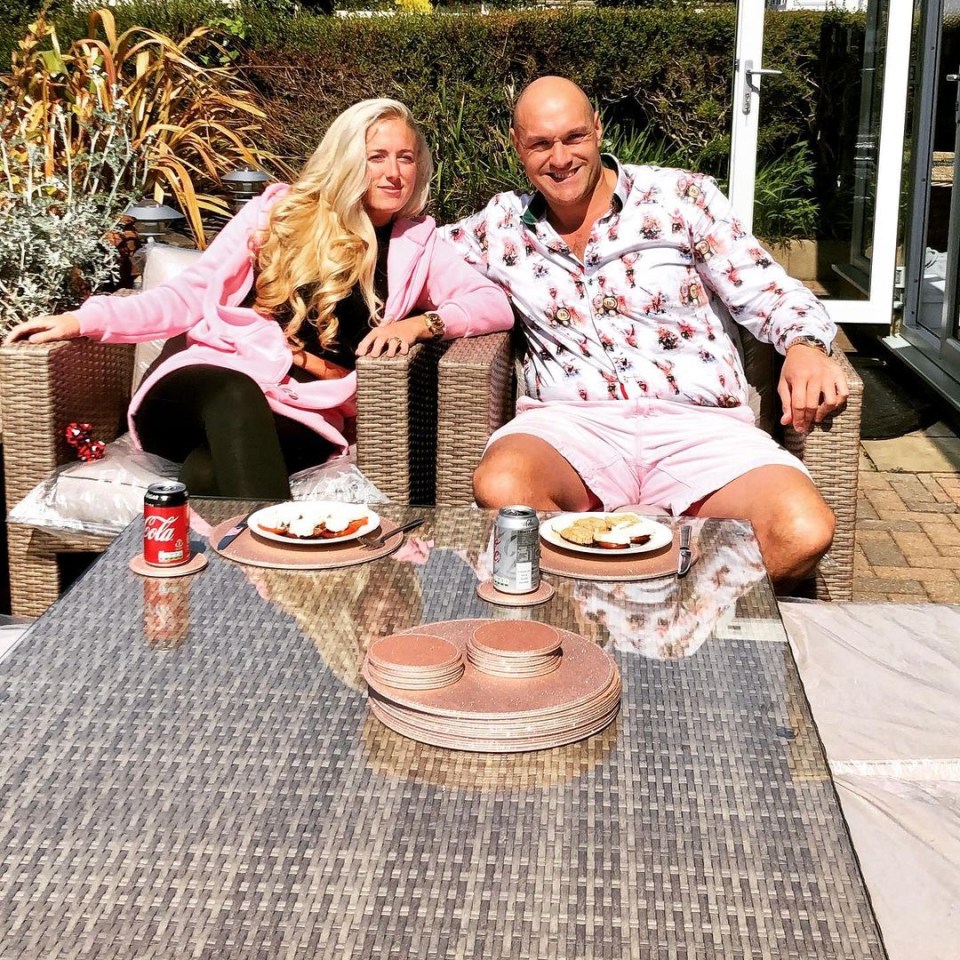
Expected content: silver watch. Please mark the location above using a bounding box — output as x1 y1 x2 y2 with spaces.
786 335 830 356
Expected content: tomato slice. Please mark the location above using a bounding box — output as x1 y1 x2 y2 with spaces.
317 517 366 539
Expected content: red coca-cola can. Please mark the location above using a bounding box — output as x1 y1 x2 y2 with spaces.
143 481 190 567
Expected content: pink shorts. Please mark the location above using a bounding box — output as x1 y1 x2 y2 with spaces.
487 397 810 514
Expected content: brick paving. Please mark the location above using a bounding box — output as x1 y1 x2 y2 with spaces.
853 450 960 602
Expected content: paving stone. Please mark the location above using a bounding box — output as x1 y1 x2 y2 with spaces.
852 575 926 595
890 531 939 557
901 501 958 515
867 510 954 525
920 521 960 546
918 474 957 503
864 489 907 514
923 580 960 602
908 553 960 570
874 565 959 584
856 499 879 520
860 539 907 566
858 473 892 491
888 475 933 501
857 518 922 533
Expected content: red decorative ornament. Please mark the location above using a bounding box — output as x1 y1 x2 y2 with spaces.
65 422 106 462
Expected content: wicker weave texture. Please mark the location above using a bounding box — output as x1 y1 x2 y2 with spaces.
0 510 884 958
0 339 135 615
784 350 863 601
0 339 134 505
356 342 440 505
436 332 514 505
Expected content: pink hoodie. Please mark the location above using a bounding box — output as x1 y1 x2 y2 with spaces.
75 183 513 453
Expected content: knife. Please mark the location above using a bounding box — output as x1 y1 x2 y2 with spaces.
217 515 251 550
676 523 693 578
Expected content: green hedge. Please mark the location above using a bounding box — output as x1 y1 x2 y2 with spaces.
6 3 865 239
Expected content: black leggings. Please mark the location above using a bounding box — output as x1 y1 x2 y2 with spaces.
134 365 336 499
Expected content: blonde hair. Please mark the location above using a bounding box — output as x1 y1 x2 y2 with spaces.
253 99 434 350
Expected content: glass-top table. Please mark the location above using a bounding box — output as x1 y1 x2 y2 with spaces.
0 503 884 958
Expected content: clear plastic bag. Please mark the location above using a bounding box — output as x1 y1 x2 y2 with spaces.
289 452 388 504
7 434 179 536
8 439 389 538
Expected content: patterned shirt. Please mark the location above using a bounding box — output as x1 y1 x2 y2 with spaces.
440 157 835 408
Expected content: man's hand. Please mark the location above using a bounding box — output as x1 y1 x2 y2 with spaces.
778 343 849 434
3 313 82 345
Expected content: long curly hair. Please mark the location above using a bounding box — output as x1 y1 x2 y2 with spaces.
253 99 433 351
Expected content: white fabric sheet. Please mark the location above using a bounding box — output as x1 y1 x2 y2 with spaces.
779 601 960 960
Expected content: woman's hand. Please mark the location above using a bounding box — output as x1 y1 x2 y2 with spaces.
3 313 82 346
356 315 432 359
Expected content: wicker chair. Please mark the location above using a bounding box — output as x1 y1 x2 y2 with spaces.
435 329 863 601
0 337 439 617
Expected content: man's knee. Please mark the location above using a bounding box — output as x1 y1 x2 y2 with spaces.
774 497 836 571
473 445 528 508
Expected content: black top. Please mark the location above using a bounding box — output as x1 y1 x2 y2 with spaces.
291 222 392 380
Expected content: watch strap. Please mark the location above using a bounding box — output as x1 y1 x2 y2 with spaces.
785 334 830 356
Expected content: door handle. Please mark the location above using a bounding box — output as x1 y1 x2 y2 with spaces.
742 60 783 114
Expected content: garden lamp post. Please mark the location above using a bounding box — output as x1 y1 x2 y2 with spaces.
124 199 185 242
223 167 269 212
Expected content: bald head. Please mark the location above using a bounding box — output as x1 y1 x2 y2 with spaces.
513 76 595 135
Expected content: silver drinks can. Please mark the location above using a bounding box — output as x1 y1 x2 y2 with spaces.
493 505 540 594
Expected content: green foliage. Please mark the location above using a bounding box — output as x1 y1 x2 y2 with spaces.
0 103 145 329
5 4 865 239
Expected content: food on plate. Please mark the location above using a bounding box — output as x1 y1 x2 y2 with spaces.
558 513 654 549
260 506 368 540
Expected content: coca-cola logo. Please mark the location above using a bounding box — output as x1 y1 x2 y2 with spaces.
144 515 177 542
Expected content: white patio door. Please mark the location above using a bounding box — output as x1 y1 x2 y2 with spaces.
728 0 911 327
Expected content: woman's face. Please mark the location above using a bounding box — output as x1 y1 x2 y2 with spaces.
363 117 418 227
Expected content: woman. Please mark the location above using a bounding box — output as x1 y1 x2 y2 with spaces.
5 99 512 498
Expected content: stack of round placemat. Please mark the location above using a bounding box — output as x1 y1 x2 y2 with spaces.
362 619 621 753
466 621 561 678
366 634 464 690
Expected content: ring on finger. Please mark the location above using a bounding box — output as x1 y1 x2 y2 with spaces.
387 336 402 345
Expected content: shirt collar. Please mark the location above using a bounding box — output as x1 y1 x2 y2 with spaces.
520 154 626 227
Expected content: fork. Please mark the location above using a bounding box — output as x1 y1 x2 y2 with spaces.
359 517 425 548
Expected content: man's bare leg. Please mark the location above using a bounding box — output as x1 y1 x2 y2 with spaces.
691 464 834 592
473 435 600 511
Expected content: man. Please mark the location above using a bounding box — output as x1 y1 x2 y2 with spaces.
441 77 848 590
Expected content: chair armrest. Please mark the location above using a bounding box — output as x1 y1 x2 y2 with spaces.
783 349 863 600
355 341 442 505
0 338 135 506
436 332 515 505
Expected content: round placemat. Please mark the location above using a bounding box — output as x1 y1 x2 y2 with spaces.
208 515 403 570
363 619 618 720
362 619 621 753
475 578 555 606
539 531 699 582
129 551 208 578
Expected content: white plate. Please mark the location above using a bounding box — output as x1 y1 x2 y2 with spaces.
540 513 673 556
249 501 379 546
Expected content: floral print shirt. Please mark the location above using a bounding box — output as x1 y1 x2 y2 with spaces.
441 157 835 407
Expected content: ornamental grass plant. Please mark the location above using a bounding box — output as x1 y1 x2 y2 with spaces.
0 8 283 332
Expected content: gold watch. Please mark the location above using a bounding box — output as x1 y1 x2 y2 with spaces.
423 311 445 340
